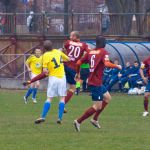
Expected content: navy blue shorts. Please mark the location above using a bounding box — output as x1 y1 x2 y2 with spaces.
89 85 108 101
145 80 150 93
64 65 76 85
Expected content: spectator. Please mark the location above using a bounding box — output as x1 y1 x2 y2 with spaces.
99 4 110 33
27 11 34 33
103 67 112 86
128 61 140 89
42 11 50 33
118 62 132 92
106 59 121 91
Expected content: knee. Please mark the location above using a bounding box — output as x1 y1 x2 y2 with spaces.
105 95 112 103
35 82 40 88
69 85 76 92
144 94 149 99
93 102 102 111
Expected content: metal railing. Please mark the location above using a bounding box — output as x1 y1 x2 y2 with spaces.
0 43 41 80
0 54 29 80
0 13 149 36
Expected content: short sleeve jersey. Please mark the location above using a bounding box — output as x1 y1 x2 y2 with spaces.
43 49 69 78
64 40 89 71
141 56 150 78
80 48 109 86
26 55 43 75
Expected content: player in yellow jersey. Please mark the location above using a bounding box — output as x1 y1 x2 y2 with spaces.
24 48 42 104
34 40 70 124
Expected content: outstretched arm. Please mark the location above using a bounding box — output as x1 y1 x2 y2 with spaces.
104 60 122 70
23 69 48 86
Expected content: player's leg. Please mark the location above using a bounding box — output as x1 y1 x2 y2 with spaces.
35 97 52 124
35 76 55 124
64 66 76 105
92 91 111 125
119 77 128 92
24 83 34 104
57 76 67 124
143 82 150 116
73 86 103 132
107 76 119 91
57 96 65 124
74 101 102 132
32 81 40 103
65 84 76 104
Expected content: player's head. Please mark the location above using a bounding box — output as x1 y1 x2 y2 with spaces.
30 11 34 15
96 35 106 48
43 40 53 51
34 48 42 58
134 61 139 67
114 59 119 65
70 31 80 41
126 61 130 67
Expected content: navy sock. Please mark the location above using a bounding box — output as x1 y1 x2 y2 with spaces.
25 88 33 98
41 101 51 119
58 102 65 121
32 88 37 99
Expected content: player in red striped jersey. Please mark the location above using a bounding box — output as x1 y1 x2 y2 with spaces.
63 31 89 112
73 36 122 132
140 56 150 117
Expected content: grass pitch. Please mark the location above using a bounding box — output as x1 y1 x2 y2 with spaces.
0 89 150 150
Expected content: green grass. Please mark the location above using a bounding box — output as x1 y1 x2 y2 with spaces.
0 89 150 150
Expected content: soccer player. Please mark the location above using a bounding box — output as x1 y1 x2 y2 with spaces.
34 40 70 124
73 36 122 132
140 56 150 117
24 48 42 104
63 31 89 111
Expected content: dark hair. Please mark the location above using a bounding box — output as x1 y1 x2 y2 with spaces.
96 35 106 48
43 40 52 51
134 61 138 64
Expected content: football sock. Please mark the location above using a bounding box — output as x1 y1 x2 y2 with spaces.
25 87 33 98
65 90 74 104
41 101 51 119
58 102 65 120
93 101 108 121
32 88 37 99
144 97 148 112
77 107 96 124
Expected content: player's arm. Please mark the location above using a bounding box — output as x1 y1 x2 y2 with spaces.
61 51 70 62
62 40 69 53
76 53 89 79
104 54 122 70
140 62 147 84
23 71 48 86
84 43 90 53
25 57 31 72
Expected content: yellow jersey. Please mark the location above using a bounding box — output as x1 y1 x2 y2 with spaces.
26 55 43 75
42 49 69 78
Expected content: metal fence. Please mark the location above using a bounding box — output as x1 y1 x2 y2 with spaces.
0 54 30 81
0 13 150 36
0 52 148 80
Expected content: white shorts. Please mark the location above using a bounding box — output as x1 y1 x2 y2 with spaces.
47 76 67 97
30 72 40 84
